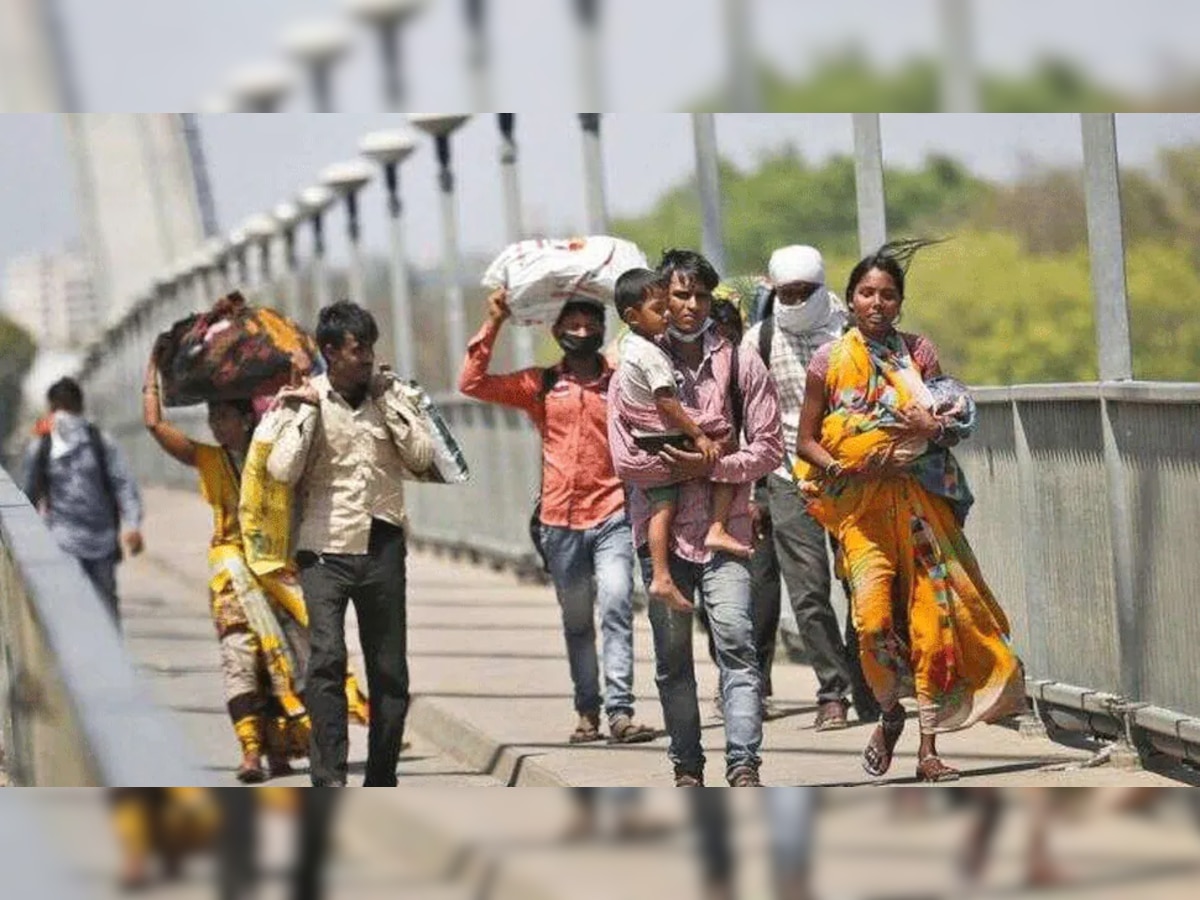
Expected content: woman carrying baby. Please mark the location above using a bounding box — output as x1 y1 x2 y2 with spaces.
794 240 1025 783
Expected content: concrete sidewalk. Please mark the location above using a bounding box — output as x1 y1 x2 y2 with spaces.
124 486 1177 789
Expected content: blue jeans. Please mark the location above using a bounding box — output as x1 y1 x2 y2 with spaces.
638 551 762 779
541 512 637 722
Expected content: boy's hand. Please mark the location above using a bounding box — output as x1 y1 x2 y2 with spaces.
694 434 721 465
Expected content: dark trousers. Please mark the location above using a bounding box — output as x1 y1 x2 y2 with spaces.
79 552 120 625
293 790 341 900
299 519 410 787
765 474 853 706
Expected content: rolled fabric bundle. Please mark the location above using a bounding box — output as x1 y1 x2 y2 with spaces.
155 292 322 409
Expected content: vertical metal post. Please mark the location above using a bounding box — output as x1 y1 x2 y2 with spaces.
311 211 330 314
574 0 603 111
282 227 301 322
464 0 490 111
723 0 758 111
499 114 535 367
938 0 978 112
579 113 609 234
344 190 366 309
383 161 417 378
852 113 887 255
1080 114 1133 382
436 134 466 389
692 113 726 274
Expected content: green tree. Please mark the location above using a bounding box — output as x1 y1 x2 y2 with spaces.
0 315 37 452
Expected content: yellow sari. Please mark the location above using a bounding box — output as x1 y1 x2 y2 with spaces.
196 444 368 762
795 329 1024 732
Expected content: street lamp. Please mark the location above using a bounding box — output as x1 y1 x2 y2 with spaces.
226 61 295 112
205 237 230 294
273 202 304 323
692 113 726 274
298 185 337 313
360 128 420 375
496 114 534 367
346 0 429 109
244 214 280 294
578 113 609 233
282 19 353 112
410 113 471 388
320 160 375 309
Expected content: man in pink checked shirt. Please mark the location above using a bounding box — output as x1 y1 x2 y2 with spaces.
608 249 784 788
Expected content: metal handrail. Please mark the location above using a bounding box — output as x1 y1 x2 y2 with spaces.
0 466 207 786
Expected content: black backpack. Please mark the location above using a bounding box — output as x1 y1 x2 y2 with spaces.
29 424 124 559
528 365 566 573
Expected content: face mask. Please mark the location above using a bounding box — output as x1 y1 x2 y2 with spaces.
557 333 604 357
667 318 713 343
774 286 831 334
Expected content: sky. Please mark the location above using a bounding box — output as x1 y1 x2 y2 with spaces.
4 1 1200 274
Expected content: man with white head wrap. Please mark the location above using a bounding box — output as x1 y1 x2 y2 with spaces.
742 245 873 732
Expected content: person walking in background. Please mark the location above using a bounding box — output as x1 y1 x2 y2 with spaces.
142 350 368 783
458 288 656 747
795 240 1025 782
609 249 783 787
742 245 863 733
268 301 434 787
21 377 144 625
704 295 786 722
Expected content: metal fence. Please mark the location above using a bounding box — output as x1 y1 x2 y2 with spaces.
0 466 206 786
397 382 1200 765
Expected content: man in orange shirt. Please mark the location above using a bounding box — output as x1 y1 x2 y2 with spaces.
459 289 656 746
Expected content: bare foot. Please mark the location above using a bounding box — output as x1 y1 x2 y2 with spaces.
649 576 694 613
704 524 752 559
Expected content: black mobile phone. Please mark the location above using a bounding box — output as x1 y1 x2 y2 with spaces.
632 432 695 454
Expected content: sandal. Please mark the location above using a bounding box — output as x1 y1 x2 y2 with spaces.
916 755 961 782
862 707 907 778
569 712 603 744
607 715 657 745
236 760 267 784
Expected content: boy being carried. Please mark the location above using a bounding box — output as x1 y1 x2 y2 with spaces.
614 268 750 612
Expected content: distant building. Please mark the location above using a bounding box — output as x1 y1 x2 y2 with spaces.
2 249 99 349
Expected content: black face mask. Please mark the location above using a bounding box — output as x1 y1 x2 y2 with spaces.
557 333 604 358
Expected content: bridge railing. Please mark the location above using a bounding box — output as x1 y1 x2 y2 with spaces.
398 381 1200 765
0 466 207 786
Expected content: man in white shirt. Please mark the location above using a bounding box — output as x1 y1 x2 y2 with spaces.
268 301 433 786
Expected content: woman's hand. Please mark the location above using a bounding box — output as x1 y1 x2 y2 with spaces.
890 402 941 440
487 288 511 327
272 380 319 410
657 445 715 481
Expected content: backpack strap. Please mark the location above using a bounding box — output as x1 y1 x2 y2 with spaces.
30 434 52 508
538 364 561 401
86 424 122 533
728 344 745 440
757 316 775 371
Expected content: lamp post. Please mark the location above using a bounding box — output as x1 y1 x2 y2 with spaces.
497 114 534 367
578 113 609 233
298 185 337 314
226 61 294 112
692 113 726 274
410 113 471 388
360 128 420 375
281 20 353 112
463 0 491 110
273 202 304 322
346 0 430 109
572 0 603 111
205 237 230 295
320 160 375 309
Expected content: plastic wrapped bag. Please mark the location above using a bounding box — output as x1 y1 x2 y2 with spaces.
382 377 470 485
156 292 321 408
480 236 648 326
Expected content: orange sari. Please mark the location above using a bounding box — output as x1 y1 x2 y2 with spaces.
795 329 1024 732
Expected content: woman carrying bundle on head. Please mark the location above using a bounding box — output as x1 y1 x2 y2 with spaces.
141 333 368 783
794 239 1025 783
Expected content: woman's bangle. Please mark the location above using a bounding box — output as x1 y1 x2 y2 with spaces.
823 460 844 478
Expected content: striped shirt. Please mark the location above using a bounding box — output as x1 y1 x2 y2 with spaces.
742 309 846 480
